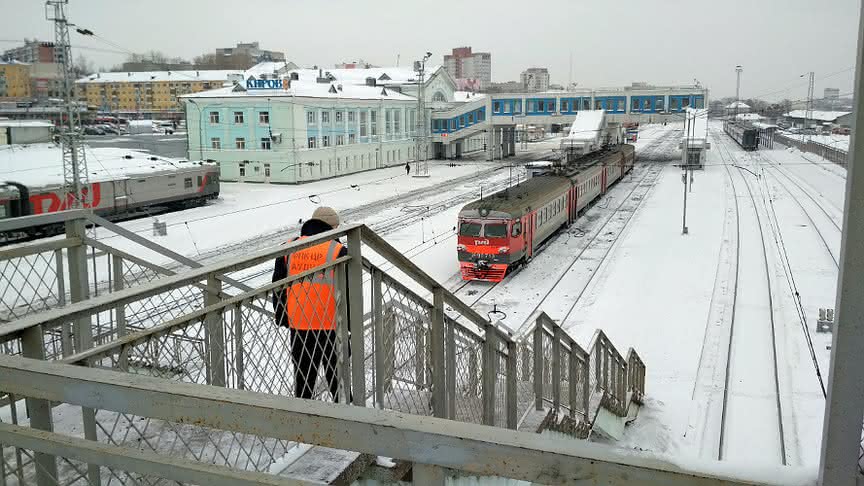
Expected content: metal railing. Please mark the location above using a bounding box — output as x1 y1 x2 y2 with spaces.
774 133 848 166
0 212 648 485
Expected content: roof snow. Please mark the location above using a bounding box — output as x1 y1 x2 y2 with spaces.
76 70 242 84
725 101 750 109
0 120 53 128
735 113 762 121
182 81 415 101
0 143 213 188
564 110 605 142
783 110 851 122
452 91 486 102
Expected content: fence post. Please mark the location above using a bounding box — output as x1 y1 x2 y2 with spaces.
21 325 58 486
430 287 446 418
533 320 543 410
569 343 578 418
482 323 498 426
204 273 225 387
415 321 426 388
445 316 456 420
65 218 91 354
112 254 128 371
234 301 245 390
54 248 71 357
506 338 517 429
347 227 366 406
372 269 385 408
335 261 351 403
582 350 590 420
552 324 561 412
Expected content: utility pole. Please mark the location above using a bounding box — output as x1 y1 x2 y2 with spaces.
734 65 743 119
681 110 690 235
413 52 432 178
47 0 89 208
803 71 815 142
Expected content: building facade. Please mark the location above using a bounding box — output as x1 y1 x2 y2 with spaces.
520 68 550 92
76 70 241 117
443 47 491 89
215 42 285 66
0 62 32 99
1 40 60 64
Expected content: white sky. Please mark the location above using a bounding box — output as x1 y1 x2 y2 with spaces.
0 0 859 100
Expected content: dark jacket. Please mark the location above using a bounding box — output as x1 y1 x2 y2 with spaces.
272 219 348 329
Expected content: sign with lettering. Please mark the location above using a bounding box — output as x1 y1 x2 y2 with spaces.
246 78 291 90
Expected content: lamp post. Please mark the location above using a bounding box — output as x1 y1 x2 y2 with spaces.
413 51 432 178
734 65 743 119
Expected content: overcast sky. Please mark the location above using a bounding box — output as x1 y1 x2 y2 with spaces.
1 0 859 100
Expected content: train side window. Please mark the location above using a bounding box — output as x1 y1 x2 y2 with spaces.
511 221 522 237
184 178 193 189
197 176 203 187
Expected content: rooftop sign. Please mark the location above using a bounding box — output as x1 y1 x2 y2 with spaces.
246 78 290 90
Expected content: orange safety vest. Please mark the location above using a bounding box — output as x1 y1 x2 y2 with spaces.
284 237 343 330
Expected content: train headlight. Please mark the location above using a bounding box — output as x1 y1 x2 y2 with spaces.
498 247 510 254
457 244 466 252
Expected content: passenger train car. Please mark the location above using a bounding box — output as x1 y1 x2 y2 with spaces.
457 145 635 281
0 162 219 242
723 120 759 151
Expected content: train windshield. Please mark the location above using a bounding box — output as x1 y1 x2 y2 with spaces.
459 221 482 237
484 223 507 238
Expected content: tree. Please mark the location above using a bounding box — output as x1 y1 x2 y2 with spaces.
73 54 94 77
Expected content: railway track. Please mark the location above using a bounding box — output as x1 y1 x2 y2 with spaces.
713 130 787 465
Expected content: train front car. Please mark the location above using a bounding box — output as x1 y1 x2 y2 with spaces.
456 209 517 282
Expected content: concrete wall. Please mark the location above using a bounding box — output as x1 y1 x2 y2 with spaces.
9 126 52 144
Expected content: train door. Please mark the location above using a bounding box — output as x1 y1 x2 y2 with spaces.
113 179 128 213
601 167 608 193
525 212 535 260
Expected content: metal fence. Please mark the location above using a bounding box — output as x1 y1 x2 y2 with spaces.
0 212 649 485
774 133 848 166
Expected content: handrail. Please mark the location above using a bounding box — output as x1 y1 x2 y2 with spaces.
0 224 361 343
0 208 91 233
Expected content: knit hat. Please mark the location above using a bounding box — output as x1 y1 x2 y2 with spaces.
311 206 340 229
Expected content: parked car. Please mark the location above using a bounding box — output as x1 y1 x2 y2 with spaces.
832 127 851 135
83 126 105 136
153 121 174 135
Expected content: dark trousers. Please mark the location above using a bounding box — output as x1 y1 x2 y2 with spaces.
290 329 339 401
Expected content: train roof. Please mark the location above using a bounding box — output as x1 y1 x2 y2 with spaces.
461 175 572 217
0 143 215 189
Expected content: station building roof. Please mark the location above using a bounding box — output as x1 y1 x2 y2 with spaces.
783 110 851 122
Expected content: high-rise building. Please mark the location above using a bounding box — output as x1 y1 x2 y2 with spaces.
443 47 491 89
1 39 61 64
214 42 285 69
824 87 840 100
520 68 550 92
0 61 32 99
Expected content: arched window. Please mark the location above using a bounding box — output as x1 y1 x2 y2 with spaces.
431 91 447 102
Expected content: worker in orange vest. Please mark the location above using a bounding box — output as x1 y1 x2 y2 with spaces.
272 206 348 401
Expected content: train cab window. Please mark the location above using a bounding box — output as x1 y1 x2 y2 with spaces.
511 221 522 237
184 178 193 188
485 224 507 238
460 222 482 237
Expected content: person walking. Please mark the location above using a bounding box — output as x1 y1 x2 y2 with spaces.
272 206 348 401
405 161 411 176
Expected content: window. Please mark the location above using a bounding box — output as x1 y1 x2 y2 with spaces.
335 111 343 123
259 111 269 124
493 101 501 114
307 111 317 124
210 137 221 149
632 98 639 111
265 163 271 177
349 133 356 144
595 100 603 110
394 110 401 133
260 137 271 150
643 99 651 110
562 100 570 112
184 177 193 189
348 111 355 122
655 97 665 111
322 111 330 123
308 137 317 148
322 135 330 147
336 135 344 146
468 113 474 124
234 111 244 124
235 137 245 149
512 221 522 237
209 111 219 124
459 222 482 237
432 91 447 102
360 111 368 136
371 111 377 135
239 162 246 177
484 224 507 238
582 98 591 110
197 176 203 187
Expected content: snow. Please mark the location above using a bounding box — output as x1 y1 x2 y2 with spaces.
0 143 211 188
375 456 396 468
778 132 850 152
735 113 762 121
563 110 605 142
76 70 241 84
184 82 416 101
452 91 486 102
725 101 750 109
783 110 851 122
267 443 313 474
